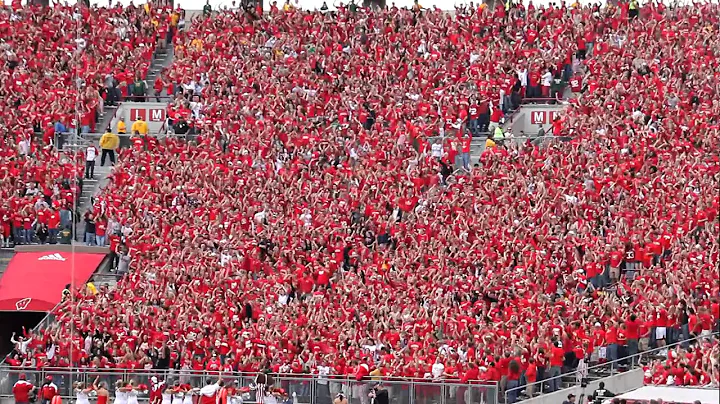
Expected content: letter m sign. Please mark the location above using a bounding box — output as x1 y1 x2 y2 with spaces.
149 109 166 122
530 111 546 124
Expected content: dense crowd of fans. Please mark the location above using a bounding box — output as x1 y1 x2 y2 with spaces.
0 3 174 246
3 1 720 403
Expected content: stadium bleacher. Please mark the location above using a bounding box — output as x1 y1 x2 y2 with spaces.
0 1 718 404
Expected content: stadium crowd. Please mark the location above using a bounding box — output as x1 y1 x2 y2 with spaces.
0 2 174 246
3 0 720 403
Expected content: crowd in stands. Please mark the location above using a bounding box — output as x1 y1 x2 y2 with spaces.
0 3 179 247
3 1 720 403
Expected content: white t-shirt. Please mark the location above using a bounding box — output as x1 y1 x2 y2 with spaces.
86 146 97 161
431 143 443 158
541 72 553 87
199 383 220 397
317 365 330 385
431 362 445 379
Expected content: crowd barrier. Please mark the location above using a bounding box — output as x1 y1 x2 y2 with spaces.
0 368 498 404
504 332 720 403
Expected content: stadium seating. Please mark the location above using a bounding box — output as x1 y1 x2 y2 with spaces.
0 4 166 245
5 1 720 399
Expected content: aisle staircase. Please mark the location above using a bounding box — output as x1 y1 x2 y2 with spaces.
69 44 175 242
0 249 14 278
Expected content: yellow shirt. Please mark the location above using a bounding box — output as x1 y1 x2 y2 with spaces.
100 132 120 150
117 120 127 134
131 120 149 135
191 38 203 51
369 368 384 381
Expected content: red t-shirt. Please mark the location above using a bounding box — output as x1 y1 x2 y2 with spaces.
549 346 564 367
626 318 641 340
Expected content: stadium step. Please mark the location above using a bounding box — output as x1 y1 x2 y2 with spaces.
0 250 14 278
145 45 175 98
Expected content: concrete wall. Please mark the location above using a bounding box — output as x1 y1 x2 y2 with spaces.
519 369 645 404
506 104 568 136
14 245 109 254
112 102 169 135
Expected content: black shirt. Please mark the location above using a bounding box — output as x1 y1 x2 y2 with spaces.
85 218 96 233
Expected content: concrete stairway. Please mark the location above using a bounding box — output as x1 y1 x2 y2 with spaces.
71 43 175 242
145 45 175 101
0 249 14 278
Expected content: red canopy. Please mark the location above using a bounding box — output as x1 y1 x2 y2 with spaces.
0 252 105 312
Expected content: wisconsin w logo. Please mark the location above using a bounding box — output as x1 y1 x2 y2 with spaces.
15 298 32 311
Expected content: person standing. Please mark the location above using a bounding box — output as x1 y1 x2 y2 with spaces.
368 383 388 404
95 217 107 247
506 360 521 404
625 314 642 364
333 393 348 404
93 379 109 404
84 214 96 246
48 210 60 244
39 376 58 404
132 74 148 102
13 374 35 404
85 145 97 179
590 382 615 404
99 131 119 166
561 393 576 404
131 117 149 136
199 374 223 404
525 358 538 398
117 117 127 135
548 340 564 392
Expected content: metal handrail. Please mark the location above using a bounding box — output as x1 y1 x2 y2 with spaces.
0 367 497 385
504 331 720 402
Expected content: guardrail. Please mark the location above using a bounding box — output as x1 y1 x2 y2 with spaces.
504 331 719 403
0 368 499 404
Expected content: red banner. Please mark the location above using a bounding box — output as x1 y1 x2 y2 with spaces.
0 252 105 312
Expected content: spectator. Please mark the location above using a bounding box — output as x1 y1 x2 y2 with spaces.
562 393 576 404
368 383 388 404
506 359 521 404
36 223 49 244
117 247 131 274
591 382 614 404
13 374 34 404
39 377 58 404
117 117 127 135
85 145 98 179
131 117 149 136
99 131 119 166
84 213 96 246
548 340 565 392
131 74 148 102
3 3 718 394
525 358 538 398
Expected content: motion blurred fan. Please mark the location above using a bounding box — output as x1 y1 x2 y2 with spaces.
364 0 386 8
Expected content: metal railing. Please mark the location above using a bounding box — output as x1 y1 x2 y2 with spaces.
0 368 498 404
504 331 719 403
